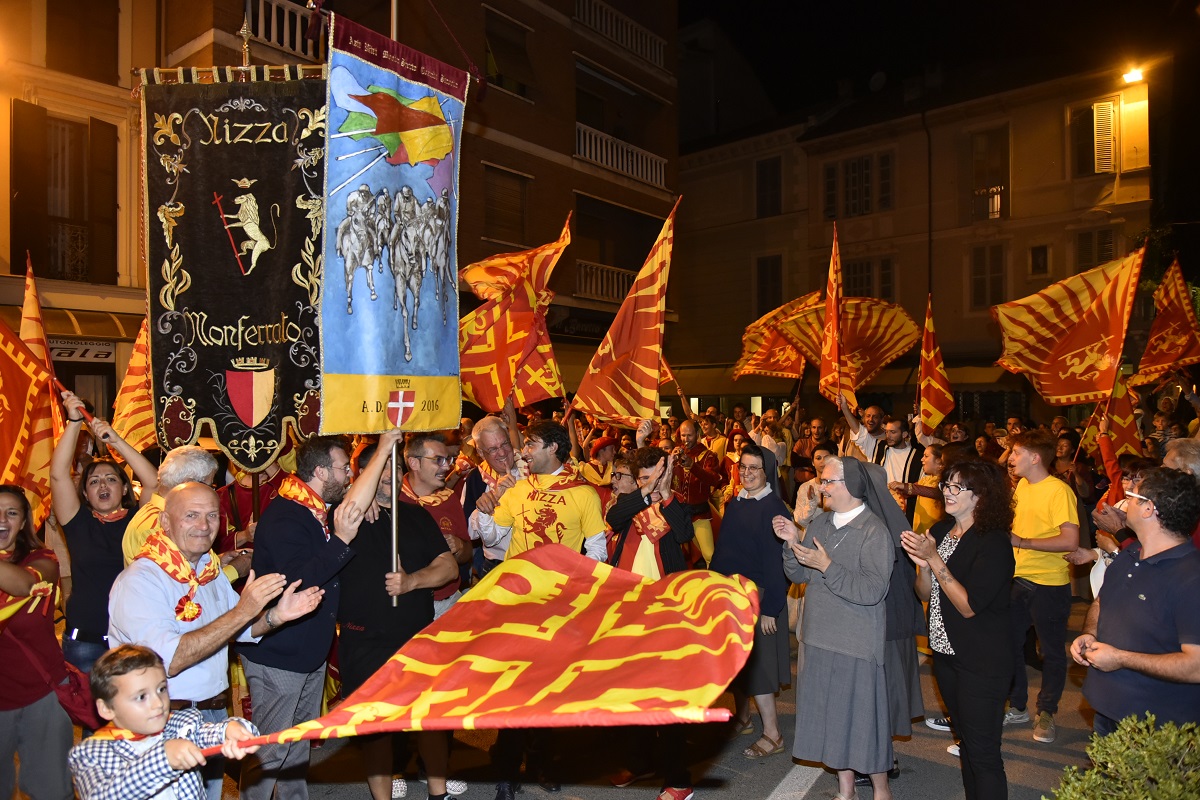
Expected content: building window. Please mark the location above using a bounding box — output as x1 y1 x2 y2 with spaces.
482 165 528 245
1076 228 1116 272
754 255 783 316
1030 244 1050 277
825 152 892 220
10 100 117 283
1070 100 1116 177
756 157 782 218
484 9 535 98
843 257 894 301
970 125 1009 220
970 244 1004 310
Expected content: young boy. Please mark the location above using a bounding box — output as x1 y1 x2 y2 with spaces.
68 645 260 800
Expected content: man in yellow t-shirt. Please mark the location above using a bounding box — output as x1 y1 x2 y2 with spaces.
1007 430 1080 745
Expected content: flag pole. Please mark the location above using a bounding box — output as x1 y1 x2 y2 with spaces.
390 438 401 608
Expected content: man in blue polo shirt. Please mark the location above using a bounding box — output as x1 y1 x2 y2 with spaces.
1071 467 1200 735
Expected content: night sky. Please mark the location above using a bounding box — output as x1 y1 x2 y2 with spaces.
679 0 1191 114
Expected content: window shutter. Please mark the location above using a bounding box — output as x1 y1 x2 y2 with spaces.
483 167 526 245
88 117 119 284
1077 231 1094 270
10 99 49 274
1097 228 1115 263
1092 101 1115 173
823 163 837 219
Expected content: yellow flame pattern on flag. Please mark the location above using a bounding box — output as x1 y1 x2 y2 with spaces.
1129 260 1200 386
732 293 820 380
17 265 61 528
919 295 955 429
112 319 158 453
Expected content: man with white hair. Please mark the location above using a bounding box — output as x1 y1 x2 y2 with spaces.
121 446 251 582
464 414 520 575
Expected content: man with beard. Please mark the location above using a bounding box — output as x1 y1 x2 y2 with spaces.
465 413 521 577
839 395 887 462
238 436 363 800
670 419 726 566
399 433 473 619
875 418 924 522
339 431 459 800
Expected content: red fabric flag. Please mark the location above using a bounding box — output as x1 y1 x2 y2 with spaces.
817 225 851 405
459 217 570 412
993 248 1144 405
18 262 61 527
112 319 158 453
572 199 680 428
1080 373 1142 459
1129 260 1200 386
732 293 820 380
918 295 955 429
201 544 756 753
0 319 52 497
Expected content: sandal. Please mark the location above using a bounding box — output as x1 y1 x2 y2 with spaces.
742 733 785 759
732 713 754 736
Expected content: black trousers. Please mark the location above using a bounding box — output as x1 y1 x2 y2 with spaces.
932 652 1010 800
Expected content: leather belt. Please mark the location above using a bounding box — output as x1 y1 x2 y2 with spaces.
170 691 229 711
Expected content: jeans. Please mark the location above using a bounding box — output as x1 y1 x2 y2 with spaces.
62 637 108 674
198 708 229 800
933 653 1009 800
1008 579 1071 715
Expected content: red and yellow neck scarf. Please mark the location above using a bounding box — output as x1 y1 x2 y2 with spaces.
527 465 589 492
478 459 504 488
92 507 130 523
135 531 220 621
401 475 455 508
278 473 329 540
89 724 151 742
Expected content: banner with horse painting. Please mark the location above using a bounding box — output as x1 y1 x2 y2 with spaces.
141 71 326 471
319 15 467 434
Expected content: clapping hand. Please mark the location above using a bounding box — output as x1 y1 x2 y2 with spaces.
793 538 831 572
900 529 936 567
274 578 323 623
771 515 801 545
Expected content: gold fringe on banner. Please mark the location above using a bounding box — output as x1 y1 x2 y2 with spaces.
134 63 326 91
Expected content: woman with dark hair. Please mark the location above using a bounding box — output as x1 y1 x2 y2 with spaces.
50 390 158 674
900 459 1016 800
0 485 74 799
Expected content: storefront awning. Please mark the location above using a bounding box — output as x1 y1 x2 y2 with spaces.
0 305 144 340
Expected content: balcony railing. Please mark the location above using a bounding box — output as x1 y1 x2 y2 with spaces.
575 123 667 189
576 260 635 304
574 0 666 69
48 220 89 282
245 0 324 63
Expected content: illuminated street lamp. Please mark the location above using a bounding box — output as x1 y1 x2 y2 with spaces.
1123 68 1144 83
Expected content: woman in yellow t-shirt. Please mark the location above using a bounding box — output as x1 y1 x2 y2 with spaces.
893 444 945 535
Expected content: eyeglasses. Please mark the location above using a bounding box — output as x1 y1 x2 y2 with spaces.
612 472 633 482
419 455 451 467
739 463 764 473
480 441 513 457
818 477 844 486
1125 490 1155 510
1120 474 1141 483
325 463 352 476
939 481 971 496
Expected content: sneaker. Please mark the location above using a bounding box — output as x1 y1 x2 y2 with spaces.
610 769 656 788
924 715 952 732
657 789 694 800
419 776 467 796
393 778 408 799
1003 708 1030 726
1032 711 1057 743
947 742 960 757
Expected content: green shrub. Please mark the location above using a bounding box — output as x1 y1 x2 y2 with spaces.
1046 714 1200 800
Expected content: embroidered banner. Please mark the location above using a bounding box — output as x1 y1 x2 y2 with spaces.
142 76 326 470
319 15 467 434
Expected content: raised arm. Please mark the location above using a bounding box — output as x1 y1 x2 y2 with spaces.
50 391 88 523
344 428 404 511
89 417 159 506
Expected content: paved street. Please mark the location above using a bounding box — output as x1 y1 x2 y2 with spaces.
219 599 1095 800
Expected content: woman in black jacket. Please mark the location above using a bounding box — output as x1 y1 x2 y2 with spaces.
901 459 1015 800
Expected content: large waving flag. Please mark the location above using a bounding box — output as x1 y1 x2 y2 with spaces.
918 295 955 429
18 262 62 527
0 320 52 498
112 319 158 453
572 199 680 427
200 544 756 753
993 248 1144 405
779 297 919 395
1129 260 1200 386
459 216 570 411
817 226 851 404
1080 373 1142 459
732 293 820 380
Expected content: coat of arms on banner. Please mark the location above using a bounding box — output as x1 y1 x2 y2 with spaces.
318 15 467 434
142 75 326 470
387 390 416 426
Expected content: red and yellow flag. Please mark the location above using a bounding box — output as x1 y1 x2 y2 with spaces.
1080 373 1142 458
779 297 919 396
918 295 954 429
202 544 756 753
17 262 62 527
817 225 852 405
993 248 1144 405
459 217 570 412
0 320 52 497
112 319 158 453
572 199 680 427
732 293 820 380
1129 260 1200 386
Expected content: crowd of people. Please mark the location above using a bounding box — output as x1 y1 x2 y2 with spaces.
2 383 1199 800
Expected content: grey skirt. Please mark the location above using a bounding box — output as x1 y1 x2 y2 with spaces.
792 643 892 774
736 608 791 696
